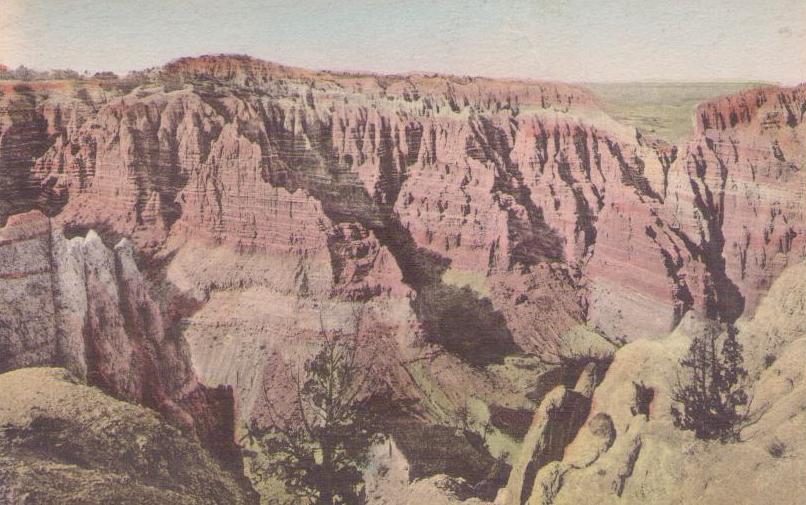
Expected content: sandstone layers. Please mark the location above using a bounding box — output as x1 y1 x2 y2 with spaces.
0 80 119 226
0 55 804 502
0 210 241 469
4 56 800 352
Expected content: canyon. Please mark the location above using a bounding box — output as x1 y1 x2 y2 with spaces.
1 55 804 504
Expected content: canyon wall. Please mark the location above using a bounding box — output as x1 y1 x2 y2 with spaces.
0 80 121 226
0 210 241 469
1 54 803 421
1 56 805 504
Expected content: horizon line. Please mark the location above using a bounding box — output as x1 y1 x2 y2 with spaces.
0 53 800 88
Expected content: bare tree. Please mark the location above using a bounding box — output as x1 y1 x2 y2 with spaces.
254 315 384 504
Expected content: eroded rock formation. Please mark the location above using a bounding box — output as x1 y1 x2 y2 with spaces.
1 55 804 503
499 363 600 505
504 257 806 505
0 210 241 468
0 80 121 226
5 56 798 354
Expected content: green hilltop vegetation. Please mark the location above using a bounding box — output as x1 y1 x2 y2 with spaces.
584 82 771 143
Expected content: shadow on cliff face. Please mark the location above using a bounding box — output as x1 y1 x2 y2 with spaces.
315 177 520 366
387 417 510 501
412 282 518 365
0 84 51 227
262 112 521 366
62 222 127 249
473 115 566 266
674 144 747 324
378 217 520 365
517 388 590 503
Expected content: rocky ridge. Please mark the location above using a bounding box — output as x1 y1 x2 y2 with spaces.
497 257 806 505
0 210 241 469
0 55 804 503
0 367 257 505
10 56 801 350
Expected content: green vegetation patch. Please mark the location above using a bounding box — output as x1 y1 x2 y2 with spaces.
585 82 768 143
441 268 490 297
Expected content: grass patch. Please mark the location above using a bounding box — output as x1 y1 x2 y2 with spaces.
584 82 768 143
441 268 490 297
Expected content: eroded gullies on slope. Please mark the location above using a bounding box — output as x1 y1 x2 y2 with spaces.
0 55 804 503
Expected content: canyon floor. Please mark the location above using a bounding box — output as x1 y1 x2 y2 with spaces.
0 55 804 504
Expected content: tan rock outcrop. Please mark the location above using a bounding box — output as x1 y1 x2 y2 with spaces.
0 210 241 468
499 363 599 505
0 367 257 505
512 258 806 505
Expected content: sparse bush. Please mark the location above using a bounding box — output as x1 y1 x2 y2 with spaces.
630 381 655 420
480 420 494 444
93 71 119 80
50 69 82 80
763 353 777 369
766 439 788 458
455 401 474 432
11 65 35 81
671 322 748 442
0 65 88 81
454 401 494 450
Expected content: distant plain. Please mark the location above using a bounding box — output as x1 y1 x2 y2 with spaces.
584 82 770 142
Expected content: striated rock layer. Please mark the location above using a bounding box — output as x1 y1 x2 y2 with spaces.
0 210 241 469
0 54 803 421
0 80 122 226
6 56 797 349
1 55 805 504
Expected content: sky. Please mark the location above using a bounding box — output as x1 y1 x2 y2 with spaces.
1 0 805 84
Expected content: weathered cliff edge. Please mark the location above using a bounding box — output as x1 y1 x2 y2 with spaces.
4 57 802 352
0 367 257 505
495 258 806 505
0 211 242 472
1 56 804 502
